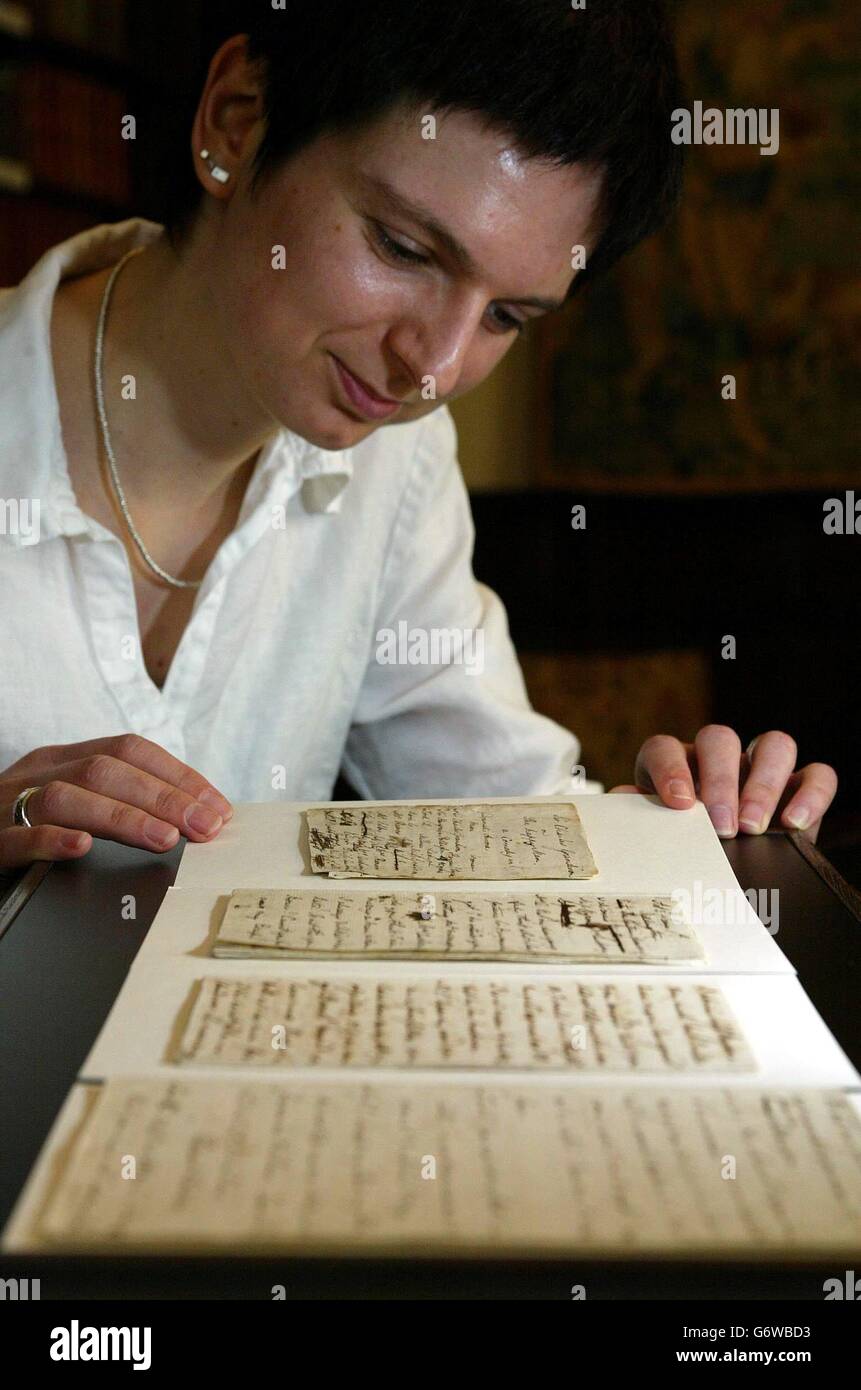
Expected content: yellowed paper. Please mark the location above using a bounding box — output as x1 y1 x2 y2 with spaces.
214 890 701 962
34 1077 861 1256
304 802 597 879
170 977 754 1072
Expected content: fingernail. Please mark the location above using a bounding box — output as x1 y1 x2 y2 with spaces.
708 803 734 837
185 804 223 835
61 832 88 851
146 822 180 848
739 803 767 834
667 779 693 801
785 806 811 831
198 787 233 818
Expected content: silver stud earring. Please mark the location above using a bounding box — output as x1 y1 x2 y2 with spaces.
199 148 230 184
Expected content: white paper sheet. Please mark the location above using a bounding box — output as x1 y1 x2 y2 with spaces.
78 951 859 1090
169 795 793 971
131 883 789 977
175 795 744 894
7 1077 861 1258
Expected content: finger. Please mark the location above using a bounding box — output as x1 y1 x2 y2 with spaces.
607 785 649 794
0 825 92 871
753 769 827 843
24 735 233 820
49 753 225 842
693 724 743 838
778 762 838 836
633 736 696 807
22 781 186 853
738 730 798 834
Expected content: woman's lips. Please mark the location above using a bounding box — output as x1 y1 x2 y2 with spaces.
331 355 401 420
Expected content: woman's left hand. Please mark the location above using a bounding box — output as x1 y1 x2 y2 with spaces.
608 725 837 843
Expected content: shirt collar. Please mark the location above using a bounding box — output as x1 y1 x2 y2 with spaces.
0 218 353 550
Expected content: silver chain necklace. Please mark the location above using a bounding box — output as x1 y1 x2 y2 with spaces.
93 246 202 590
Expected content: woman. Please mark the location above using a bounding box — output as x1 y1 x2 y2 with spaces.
0 1 836 869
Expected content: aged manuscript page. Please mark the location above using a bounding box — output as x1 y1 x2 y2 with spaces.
213 890 700 962
32 1077 861 1256
171 976 753 1072
304 802 597 879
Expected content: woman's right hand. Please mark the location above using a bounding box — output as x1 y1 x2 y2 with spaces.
0 734 233 870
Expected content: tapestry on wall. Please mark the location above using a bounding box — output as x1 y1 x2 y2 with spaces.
541 0 859 492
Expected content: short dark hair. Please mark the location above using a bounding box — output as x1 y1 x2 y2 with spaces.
163 0 685 296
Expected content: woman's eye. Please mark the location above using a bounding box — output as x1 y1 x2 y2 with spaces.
490 308 527 335
372 222 525 335
373 223 429 265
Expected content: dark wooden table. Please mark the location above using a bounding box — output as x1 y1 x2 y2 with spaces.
1 829 859 1300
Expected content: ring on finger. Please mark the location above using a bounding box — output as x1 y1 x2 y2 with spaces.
11 786 41 828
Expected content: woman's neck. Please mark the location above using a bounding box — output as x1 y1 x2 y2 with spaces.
81 227 281 519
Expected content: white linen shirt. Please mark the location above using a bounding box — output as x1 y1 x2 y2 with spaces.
0 218 596 804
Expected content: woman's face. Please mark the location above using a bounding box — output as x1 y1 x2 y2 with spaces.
203 99 604 451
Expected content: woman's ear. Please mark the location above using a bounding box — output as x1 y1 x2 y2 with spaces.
191 35 267 204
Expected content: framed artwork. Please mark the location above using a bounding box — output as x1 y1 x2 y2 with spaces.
535 0 860 493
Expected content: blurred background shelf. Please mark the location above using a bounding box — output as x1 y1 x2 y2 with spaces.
0 0 136 280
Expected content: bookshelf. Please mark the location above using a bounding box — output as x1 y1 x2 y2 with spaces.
0 0 133 284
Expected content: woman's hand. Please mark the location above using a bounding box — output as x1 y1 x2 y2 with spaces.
0 734 233 870
609 725 837 843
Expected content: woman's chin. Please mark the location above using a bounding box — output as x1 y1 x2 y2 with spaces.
287 404 376 451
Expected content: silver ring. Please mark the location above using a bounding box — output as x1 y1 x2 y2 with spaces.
12 786 41 828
